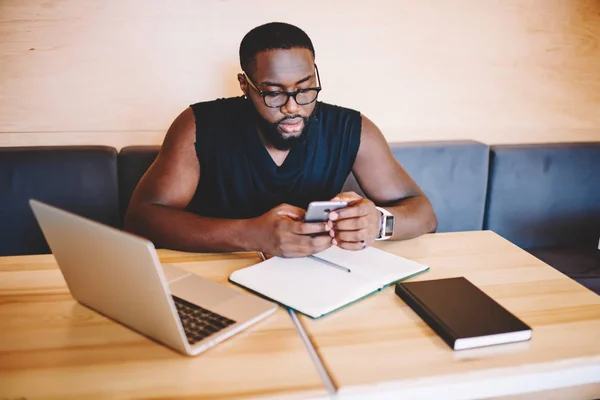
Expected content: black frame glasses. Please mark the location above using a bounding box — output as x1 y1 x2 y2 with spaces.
244 64 322 108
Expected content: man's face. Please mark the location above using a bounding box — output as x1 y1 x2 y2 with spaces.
239 48 319 150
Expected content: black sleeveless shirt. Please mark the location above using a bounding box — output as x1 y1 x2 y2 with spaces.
187 96 361 219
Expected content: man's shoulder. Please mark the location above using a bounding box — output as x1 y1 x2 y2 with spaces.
315 102 362 134
189 97 248 148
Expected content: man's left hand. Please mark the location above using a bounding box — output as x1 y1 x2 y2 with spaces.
328 192 380 250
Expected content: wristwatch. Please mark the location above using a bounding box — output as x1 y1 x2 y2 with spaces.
375 207 394 240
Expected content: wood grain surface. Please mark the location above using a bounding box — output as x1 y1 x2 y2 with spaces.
299 231 600 398
2 232 599 398
1 0 599 148
0 250 328 400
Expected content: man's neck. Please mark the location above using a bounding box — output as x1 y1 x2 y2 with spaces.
256 127 290 167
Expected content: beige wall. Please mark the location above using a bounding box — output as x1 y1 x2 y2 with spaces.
1 0 599 149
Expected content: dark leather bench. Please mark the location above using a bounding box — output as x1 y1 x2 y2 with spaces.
484 143 600 294
343 140 489 232
118 146 160 222
2 141 599 296
120 140 490 233
0 146 120 256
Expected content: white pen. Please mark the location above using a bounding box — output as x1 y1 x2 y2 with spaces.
258 251 350 273
309 255 351 273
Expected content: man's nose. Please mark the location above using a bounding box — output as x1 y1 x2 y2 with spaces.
281 94 300 114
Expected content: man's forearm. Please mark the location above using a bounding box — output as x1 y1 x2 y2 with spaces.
384 195 438 240
124 203 259 253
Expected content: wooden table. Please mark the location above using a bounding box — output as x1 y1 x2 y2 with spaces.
0 250 328 400
3 231 600 399
299 231 600 399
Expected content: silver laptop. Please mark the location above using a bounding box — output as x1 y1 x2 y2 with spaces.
30 199 277 356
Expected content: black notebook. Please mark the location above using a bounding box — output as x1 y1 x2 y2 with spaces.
395 277 532 350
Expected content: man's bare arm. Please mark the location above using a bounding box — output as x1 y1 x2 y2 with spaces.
330 115 437 247
124 107 331 256
124 108 253 252
354 114 437 238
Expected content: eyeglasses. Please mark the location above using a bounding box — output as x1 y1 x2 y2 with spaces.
244 64 322 108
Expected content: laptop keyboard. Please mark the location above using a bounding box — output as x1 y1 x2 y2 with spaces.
172 295 236 345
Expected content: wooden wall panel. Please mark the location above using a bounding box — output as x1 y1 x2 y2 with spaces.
0 0 599 148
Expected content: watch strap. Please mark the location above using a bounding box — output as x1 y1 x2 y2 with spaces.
375 206 393 240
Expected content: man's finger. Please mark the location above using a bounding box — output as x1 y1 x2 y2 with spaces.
333 216 369 231
331 191 362 204
334 229 368 243
280 237 332 258
329 201 370 220
289 221 330 235
333 239 366 251
310 235 334 253
276 204 305 221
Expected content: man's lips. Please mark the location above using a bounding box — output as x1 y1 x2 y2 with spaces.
278 118 304 133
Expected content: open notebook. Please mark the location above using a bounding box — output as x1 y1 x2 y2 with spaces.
229 246 429 318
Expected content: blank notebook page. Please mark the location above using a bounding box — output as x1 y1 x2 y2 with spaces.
229 256 377 317
314 246 428 286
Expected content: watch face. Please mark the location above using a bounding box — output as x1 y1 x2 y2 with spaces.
384 216 394 236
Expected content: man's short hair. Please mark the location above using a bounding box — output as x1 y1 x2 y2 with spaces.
239 22 315 75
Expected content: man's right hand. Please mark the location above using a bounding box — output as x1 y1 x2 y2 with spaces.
253 204 333 258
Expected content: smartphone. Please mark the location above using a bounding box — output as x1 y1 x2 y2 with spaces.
304 201 347 222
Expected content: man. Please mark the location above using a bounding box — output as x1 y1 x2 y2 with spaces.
125 22 437 258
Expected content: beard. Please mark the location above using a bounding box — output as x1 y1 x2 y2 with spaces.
249 102 315 151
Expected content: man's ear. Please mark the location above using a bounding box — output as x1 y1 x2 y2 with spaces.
237 73 248 96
